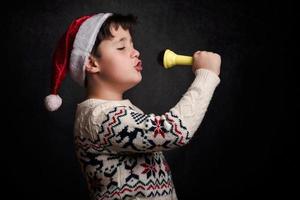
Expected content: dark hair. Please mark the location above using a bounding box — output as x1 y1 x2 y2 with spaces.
85 13 137 88
90 13 137 57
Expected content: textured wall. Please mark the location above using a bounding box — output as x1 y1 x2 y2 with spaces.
5 0 295 199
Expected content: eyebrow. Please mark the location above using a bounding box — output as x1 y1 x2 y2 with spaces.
114 37 133 43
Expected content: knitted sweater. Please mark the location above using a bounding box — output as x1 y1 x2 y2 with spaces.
74 68 221 200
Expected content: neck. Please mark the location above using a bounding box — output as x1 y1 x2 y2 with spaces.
86 79 124 101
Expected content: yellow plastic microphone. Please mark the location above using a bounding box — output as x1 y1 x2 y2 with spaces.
157 49 193 69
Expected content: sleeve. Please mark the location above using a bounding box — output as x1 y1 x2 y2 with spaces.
97 68 221 153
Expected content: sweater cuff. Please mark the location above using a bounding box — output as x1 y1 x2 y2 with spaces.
193 68 221 89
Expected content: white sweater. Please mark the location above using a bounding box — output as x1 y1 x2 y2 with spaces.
74 68 221 200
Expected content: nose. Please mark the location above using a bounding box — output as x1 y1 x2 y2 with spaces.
131 48 140 58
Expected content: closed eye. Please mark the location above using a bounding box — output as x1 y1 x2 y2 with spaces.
117 47 125 50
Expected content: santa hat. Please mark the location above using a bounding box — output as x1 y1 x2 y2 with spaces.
44 13 112 111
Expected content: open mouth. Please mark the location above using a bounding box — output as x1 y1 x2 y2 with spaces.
134 61 143 72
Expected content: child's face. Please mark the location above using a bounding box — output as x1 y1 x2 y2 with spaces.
95 26 142 91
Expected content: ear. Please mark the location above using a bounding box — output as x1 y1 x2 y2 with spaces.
85 55 101 74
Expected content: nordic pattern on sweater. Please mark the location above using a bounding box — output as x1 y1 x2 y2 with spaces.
74 68 221 200
99 105 191 153
74 104 189 200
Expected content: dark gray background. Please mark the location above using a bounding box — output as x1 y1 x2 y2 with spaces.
4 0 296 199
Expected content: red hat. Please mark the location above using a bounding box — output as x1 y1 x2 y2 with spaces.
44 13 112 111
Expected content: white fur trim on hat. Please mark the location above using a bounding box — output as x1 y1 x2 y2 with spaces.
70 13 112 86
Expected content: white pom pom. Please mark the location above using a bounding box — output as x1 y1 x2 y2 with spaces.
44 94 62 111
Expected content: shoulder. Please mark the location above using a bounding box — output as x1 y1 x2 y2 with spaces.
74 100 117 139
76 100 142 127
74 99 145 134
99 100 144 115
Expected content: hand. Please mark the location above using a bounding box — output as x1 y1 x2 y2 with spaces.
192 51 221 76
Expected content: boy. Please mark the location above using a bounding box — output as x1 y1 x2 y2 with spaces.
45 13 221 200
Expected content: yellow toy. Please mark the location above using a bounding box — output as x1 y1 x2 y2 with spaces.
158 49 193 69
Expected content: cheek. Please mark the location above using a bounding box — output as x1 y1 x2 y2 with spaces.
102 54 132 81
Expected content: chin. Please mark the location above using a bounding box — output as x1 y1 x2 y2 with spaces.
133 75 142 86
127 76 142 90
136 73 142 82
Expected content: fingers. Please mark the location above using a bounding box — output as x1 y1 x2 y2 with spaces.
194 50 219 54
